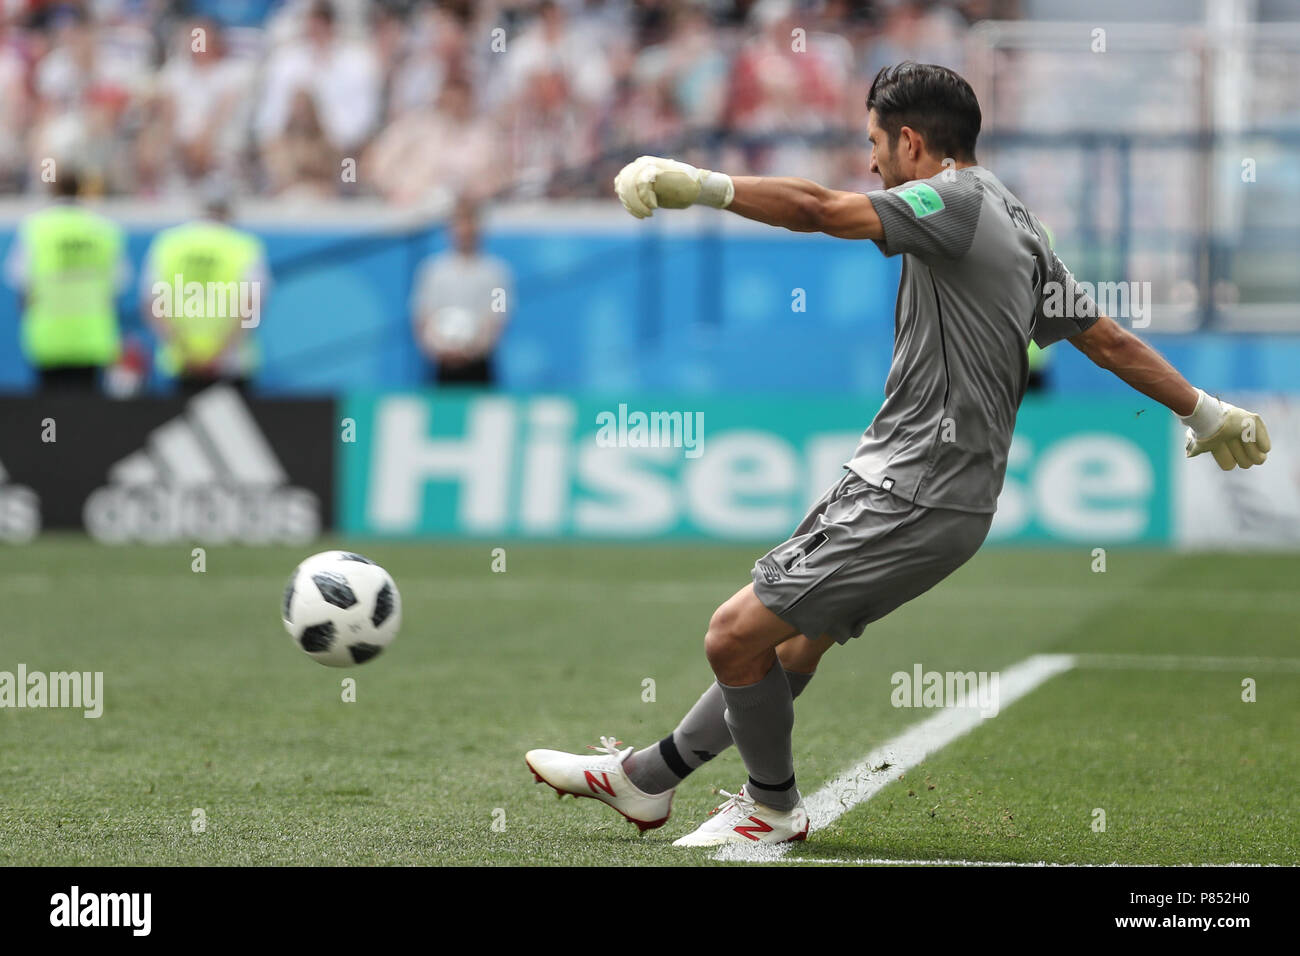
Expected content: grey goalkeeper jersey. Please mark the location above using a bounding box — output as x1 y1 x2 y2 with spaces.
846 166 1100 513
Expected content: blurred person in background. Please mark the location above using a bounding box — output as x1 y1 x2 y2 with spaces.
138 18 254 195
504 64 594 196
4 168 129 393
139 182 270 396
411 197 513 386
256 0 380 192
496 0 614 194
0 18 31 192
29 7 147 196
724 0 847 178
33 11 105 113
369 3 409 122
629 0 675 44
632 3 729 131
603 66 684 156
501 0 613 109
365 74 503 206
859 0 967 83
387 4 474 119
726 0 846 134
79 84 135 194
567 0 631 48
0 0 1019 204
490 0 543 33
262 86 340 198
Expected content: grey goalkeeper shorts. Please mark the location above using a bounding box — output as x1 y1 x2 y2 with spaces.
751 471 993 645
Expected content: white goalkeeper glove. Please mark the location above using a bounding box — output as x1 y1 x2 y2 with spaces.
613 155 734 219
1180 388 1271 471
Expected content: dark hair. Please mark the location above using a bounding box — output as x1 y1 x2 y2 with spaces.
53 170 80 198
866 62 981 162
308 0 336 24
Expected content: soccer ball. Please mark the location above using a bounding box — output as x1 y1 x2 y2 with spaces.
426 305 479 351
282 551 401 667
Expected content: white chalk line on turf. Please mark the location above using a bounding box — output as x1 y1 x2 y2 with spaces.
714 652 1078 863
775 858 1271 868
1074 653 1300 672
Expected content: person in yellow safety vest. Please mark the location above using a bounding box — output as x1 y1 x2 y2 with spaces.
3 170 130 393
140 185 269 397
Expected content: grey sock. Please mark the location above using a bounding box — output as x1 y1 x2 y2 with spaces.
719 661 798 811
786 668 814 699
623 664 813 795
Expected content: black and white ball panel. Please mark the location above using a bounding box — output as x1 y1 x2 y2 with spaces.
282 551 401 667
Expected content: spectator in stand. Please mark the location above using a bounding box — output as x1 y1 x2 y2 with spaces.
262 87 340 199
388 4 474 119
80 84 135 195
859 0 967 85
722 0 847 179
499 0 613 112
29 9 143 195
364 74 503 206
571 0 634 49
504 64 594 196
725 0 844 136
0 19 31 192
411 197 514 387
369 3 409 123
603 65 684 155
632 3 730 130
32 12 101 111
490 0 548 35
0 0 1194 207
255 0 381 182
142 19 255 194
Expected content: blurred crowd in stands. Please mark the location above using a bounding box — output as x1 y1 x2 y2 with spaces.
0 0 1015 205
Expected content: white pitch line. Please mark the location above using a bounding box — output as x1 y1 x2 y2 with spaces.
714 652 1078 863
1074 653 1300 672
777 858 1271 868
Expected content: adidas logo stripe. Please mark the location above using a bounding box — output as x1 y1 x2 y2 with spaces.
84 385 319 544
108 384 288 489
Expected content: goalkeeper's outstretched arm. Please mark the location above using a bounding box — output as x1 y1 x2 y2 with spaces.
1071 316 1270 470
725 177 885 240
613 155 883 239
1070 316 1199 415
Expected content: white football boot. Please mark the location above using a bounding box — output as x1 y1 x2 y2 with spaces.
525 735 674 832
672 785 809 847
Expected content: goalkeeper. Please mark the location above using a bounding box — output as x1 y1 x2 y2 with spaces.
524 62 1271 847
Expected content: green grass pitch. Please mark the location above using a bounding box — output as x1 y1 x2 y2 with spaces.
2 537 1296 866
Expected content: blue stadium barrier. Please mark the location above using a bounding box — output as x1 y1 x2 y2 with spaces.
0 221 1296 396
